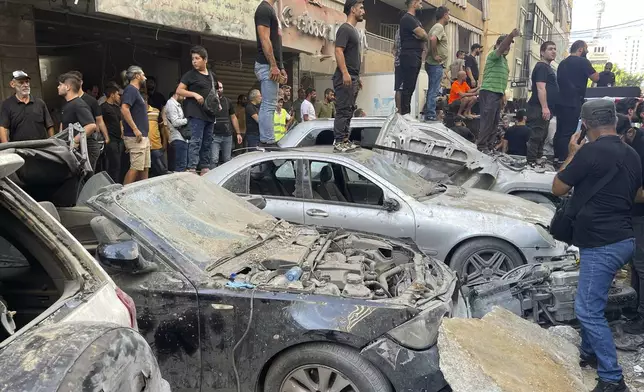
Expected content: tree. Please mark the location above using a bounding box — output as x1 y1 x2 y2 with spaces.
589 63 644 87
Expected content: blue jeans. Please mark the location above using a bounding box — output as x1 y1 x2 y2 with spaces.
210 134 233 169
424 63 444 120
171 140 188 172
576 238 635 382
246 133 260 150
187 117 214 170
254 62 279 144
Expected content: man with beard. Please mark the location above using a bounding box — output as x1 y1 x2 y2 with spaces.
316 88 336 119
0 70 54 142
57 73 97 149
293 88 306 123
301 88 317 122
553 40 600 163
465 43 482 88
596 62 616 88
332 0 365 152
211 81 242 168
398 0 427 116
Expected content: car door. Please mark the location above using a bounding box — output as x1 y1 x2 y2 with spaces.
302 158 416 240
221 158 306 223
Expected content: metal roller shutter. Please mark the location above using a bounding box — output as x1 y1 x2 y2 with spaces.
213 61 258 102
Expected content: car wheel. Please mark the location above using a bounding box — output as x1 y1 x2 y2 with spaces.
450 238 524 287
512 192 556 211
264 343 392 392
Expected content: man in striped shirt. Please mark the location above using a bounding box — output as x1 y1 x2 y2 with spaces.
476 29 520 151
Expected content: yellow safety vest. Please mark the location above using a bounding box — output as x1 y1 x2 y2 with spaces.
274 109 287 141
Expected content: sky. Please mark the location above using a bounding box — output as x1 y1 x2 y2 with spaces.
570 0 644 39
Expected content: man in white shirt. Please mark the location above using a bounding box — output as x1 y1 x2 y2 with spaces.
301 87 317 121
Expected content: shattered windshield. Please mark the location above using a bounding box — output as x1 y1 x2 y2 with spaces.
112 174 274 269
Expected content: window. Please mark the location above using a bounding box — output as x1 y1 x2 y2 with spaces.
227 159 300 198
223 168 250 194
299 128 334 147
298 127 381 149
308 161 383 206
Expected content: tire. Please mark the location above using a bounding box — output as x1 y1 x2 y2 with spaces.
607 286 637 308
264 343 392 392
450 238 525 287
512 192 556 212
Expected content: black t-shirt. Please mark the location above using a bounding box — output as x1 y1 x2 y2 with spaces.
214 97 235 135
100 102 122 140
503 125 531 156
464 54 479 86
597 71 616 87
334 23 361 76
528 62 559 110
121 85 149 137
399 13 424 64
628 129 644 216
80 93 101 119
0 95 53 142
60 97 95 129
180 69 217 122
558 135 642 248
283 100 293 114
255 0 283 67
556 55 596 108
245 103 260 136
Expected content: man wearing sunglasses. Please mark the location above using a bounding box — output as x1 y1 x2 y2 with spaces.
0 70 54 143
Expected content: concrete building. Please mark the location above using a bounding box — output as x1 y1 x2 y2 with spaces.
613 36 644 75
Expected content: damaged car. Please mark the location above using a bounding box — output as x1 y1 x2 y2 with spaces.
85 173 465 392
0 150 168 392
207 147 575 286
277 115 559 209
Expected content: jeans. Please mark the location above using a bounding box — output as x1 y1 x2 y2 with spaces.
150 149 169 177
254 62 279 144
631 217 644 316
210 134 233 169
171 140 189 172
576 238 635 382
187 117 214 170
424 63 444 120
399 59 421 116
246 133 260 150
476 90 503 150
104 139 124 183
87 137 102 171
554 104 581 162
526 104 551 163
332 72 360 142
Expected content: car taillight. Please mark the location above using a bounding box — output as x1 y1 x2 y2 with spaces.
116 287 137 329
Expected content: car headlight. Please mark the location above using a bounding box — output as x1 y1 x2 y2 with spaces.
535 224 557 247
386 302 451 350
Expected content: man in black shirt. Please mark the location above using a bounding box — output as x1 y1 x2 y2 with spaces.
526 41 559 164
596 62 616 87
57 73 97 166
245 89 262 149
0 71 54 143
502 109 530 155
254 0 287 146
100 83 124 183
464 44 482 88
333 0 366 153
554 40 600 162
398 0 428 116
68 71 109 144
552 99 641 392
211 82 242 168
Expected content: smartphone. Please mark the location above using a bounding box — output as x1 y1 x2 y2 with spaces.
577 122 587 144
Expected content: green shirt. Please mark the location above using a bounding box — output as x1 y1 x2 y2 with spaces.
315 101 335 119
426 23 448 66
480 50 509 94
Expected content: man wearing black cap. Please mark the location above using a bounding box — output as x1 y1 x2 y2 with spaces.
0 71 54 143
332 0 365 152
552 99 641 392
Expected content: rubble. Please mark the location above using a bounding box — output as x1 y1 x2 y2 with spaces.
438 307 587 392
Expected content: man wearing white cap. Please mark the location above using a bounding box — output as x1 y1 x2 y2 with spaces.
0 71 54 143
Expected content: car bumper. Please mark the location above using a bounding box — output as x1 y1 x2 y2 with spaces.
522 241 578 264
360 337 447 392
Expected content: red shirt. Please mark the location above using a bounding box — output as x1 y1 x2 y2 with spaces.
449 80 471 104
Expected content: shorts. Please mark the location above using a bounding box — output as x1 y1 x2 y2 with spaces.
123 136 151 171
394 66 404 91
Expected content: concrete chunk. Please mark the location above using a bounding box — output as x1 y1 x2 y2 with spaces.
438 307 587 392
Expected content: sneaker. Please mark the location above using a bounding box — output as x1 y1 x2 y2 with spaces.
333 140 360 153
591 378 629 392
623 317 644 335
580 353 598 369
259 141 277 148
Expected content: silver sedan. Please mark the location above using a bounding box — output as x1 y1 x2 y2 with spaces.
206 147 574 286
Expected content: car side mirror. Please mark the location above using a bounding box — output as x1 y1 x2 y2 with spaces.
97 241 156 274
383 198 400 212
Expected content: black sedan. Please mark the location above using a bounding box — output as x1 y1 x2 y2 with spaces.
87 173 466 392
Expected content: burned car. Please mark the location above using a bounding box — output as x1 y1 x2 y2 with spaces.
278 115 558 209
85 173 464 392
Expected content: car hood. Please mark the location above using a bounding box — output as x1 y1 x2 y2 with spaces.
423 186 554 226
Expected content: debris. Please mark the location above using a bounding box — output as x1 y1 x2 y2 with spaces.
225 281 256 289
548 325 581 348
438 306 587 392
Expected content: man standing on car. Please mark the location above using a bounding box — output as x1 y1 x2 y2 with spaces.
333 0 365 152
398 0 427 117
254 0 287 147
121 66 150 185
554 40 600 163
0 71 54 143
211 82 242 168
476 30 520 151
526 41 559 166
424 6 450 121
100 83 124 183
465 43 482 88
552 99 641 392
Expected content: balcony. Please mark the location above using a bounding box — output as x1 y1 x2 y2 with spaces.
365 31 395 55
